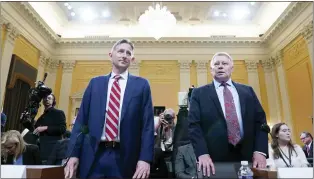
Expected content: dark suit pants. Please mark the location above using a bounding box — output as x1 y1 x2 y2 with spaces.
88 143 122 179
226 143 243 162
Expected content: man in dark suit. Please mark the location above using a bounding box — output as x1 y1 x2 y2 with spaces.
188 52 268 177
300 132 313 158
64 39 154 179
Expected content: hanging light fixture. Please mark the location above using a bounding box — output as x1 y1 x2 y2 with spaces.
138 3 176 40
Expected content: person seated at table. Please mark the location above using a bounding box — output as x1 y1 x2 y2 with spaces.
267 123 309 169
1 130 41 165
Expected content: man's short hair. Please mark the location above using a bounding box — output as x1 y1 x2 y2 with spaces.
301 132 313 139
210 52 234 68
111 39 135 53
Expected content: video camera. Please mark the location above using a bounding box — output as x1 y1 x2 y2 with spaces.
20 73 52 131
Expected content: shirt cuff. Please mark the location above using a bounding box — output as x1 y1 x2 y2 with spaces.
254 151 267 157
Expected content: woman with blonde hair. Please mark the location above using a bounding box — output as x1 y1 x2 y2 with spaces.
1 130 41 165
267 123 309 169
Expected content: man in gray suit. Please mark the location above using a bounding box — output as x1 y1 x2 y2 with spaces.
175 143 199 179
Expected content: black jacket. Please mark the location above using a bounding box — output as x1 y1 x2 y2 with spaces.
35 107 66 160
1 144 42 165
35 107 67 142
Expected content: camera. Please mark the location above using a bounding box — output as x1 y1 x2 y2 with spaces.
20 73 52 131
164 113 173 123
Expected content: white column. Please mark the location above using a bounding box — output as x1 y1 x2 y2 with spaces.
245 60 261 101
45 58 60 93
129 60 141 76
178 60 192 91
262 57 282 126
36 52 47 82
274 52 294 137
35 53 48 119
1 23 19 102
59 60 76 118
196 60 208 87
301 21 313 70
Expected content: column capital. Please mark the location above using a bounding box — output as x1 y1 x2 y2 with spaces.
261 57 275 72
275 51 284 67
4 23 19 42
46 58 60 72
62 60 76 73
129 60 141 71
39 55 47 67
301 20 313 44
178 60 192 72
244 60 259 72
195 60 208 73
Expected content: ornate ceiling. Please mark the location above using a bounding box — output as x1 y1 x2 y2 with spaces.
27 1 291 39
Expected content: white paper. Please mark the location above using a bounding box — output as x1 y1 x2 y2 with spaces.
277 168 313 178
1 165 27 178
178 92 188 106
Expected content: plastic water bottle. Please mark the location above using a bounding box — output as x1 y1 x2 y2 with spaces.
237 161 254 179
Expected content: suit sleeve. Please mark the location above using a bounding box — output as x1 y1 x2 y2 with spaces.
139 80 154 163
250 87 268 157
46 110 67 136
68 79 93 158
188 88 208 158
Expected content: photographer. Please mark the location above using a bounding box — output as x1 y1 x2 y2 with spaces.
152 108 176 178
34 94 66 164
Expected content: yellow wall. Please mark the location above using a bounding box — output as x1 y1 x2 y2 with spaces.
190 60 197 86
258 64 270 123
275 68 284 122
13 36 39 69
207 60 248 84
283 34 313 143
68 61 112 124
54 64 63 107
140 60 180 113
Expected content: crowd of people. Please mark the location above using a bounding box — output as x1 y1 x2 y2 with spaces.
0 39 312 179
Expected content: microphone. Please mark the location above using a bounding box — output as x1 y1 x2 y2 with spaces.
42 73 48 83
261 123 270 133
62 125 89 167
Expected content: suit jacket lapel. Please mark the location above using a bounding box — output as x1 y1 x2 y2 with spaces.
207 83 224 119
120 74 135 123
233 82 246 121
101 74 110 119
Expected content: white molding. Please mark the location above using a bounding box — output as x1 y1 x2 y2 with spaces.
262 2 310 43
1 3 56 56
18 2 59 42
0 1 311 61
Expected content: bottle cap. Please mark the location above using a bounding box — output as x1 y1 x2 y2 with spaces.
241 161 248 165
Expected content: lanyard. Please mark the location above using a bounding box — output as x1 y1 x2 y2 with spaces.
279 147 292 167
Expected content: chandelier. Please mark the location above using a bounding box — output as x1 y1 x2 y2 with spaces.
139 3 176 40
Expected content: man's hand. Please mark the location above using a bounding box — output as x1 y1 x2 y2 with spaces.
198 154 215 177
159 113 169 126
33 126 47 135
252 152 266 169
132 160 150 179
64 157 79 178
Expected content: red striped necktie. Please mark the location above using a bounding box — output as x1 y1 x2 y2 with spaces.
105 75 121 141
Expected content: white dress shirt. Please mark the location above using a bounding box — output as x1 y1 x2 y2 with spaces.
101 70 128 141
213 78 244 137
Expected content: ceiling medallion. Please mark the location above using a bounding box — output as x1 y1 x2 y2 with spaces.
138 3 176 40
